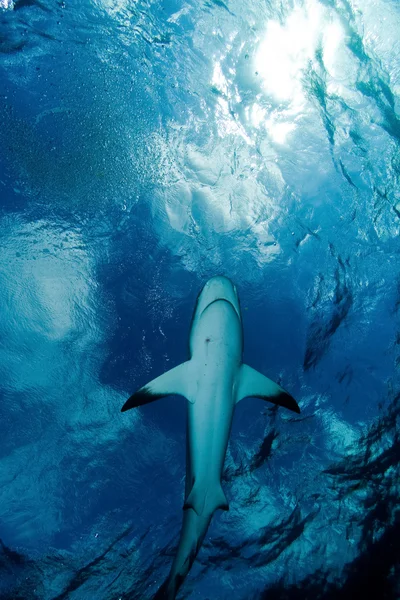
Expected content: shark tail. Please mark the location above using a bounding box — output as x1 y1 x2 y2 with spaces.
152 579 172 600
153 507 213 600
153 574 186 600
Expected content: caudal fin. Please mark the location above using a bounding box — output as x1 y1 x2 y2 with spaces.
152 579 172 600
155 506 214 599
183 481 229 516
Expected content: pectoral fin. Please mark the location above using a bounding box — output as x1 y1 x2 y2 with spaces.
121 361 194 412
236 364 300 414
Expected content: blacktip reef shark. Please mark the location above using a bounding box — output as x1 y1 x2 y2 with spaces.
121 276 300 599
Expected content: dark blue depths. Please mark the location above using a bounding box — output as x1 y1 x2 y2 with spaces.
0 0 399 598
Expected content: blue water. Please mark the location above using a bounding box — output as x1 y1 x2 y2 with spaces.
0 0 399 598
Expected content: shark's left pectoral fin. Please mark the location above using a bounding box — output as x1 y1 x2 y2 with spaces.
121 361 193 412
237 364 300 414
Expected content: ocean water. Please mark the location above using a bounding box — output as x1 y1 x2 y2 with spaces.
0 0 399 598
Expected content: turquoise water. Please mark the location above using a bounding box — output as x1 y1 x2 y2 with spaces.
0 0 399 598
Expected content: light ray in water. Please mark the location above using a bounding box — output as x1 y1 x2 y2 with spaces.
254 0 345 110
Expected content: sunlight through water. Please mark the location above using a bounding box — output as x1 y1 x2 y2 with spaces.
254 0 346 144
1 0 400 597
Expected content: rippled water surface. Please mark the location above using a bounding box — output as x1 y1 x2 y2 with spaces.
1 0 399 598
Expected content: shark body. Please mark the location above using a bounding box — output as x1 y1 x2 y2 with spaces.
121 276 300 598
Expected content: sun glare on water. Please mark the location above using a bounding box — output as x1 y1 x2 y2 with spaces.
253 0 345 143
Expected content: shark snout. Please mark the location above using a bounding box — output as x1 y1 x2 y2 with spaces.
197 276 240 319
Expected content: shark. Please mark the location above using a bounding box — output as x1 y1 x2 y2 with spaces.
121 276 300 599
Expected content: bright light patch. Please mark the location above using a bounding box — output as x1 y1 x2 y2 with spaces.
251 103 267 127
322 411 359 455
323 20 345 76
212 61 229 96
267 120 296 144
255 0 345 110
210 54 253 144
93 0 129 15
0 219 95 345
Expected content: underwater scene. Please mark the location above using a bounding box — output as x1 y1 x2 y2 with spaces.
0 0 399 598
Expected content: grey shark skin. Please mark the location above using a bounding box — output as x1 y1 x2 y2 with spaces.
121 276 300 599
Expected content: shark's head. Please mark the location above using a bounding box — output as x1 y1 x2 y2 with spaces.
195 276 241 321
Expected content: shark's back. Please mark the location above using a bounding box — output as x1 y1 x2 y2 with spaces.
190 297 243 365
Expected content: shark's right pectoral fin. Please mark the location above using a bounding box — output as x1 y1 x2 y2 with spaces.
121 361 194 412
236 364 300 414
